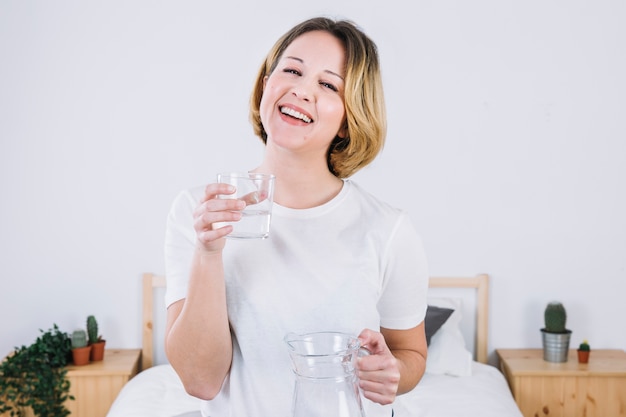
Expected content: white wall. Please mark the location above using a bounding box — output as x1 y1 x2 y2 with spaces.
1 1 624 363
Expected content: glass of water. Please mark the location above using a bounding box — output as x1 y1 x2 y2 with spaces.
216 172 276 239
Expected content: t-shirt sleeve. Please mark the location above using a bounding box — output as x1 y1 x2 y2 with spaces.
164 188 202 307
377 212 429 330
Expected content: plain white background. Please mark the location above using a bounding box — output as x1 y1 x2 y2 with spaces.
1 1 624 363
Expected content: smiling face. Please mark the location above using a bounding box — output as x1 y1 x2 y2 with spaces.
259 30 347 157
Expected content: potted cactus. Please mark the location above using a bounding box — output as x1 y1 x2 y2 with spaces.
71 329 91 366
87 315 106 361
540 301 572 363
577 340 590 364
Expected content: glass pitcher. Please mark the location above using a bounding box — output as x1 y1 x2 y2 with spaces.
284 331 367 417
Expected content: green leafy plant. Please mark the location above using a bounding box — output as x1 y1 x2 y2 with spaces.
579 340 590 351
544 301 568 333
0 324 73 417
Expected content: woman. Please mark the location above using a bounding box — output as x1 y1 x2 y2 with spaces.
164 17 429 417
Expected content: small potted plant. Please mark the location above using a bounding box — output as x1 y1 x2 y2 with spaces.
540 301 572 363
71 329 91 366
0 324 73 416
577 340 590 364
87 315 106 361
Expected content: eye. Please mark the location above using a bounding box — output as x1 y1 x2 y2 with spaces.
283 68 301 76
320 81 338 92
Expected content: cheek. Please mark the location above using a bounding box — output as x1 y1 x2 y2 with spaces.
259 88 275 122
259 79 283 112
326 100 346 126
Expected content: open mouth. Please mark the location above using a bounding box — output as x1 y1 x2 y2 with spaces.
280 106 313 123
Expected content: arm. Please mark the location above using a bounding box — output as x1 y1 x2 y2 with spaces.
357 323 427 405
164 183 245 399
356 212 429 403
382 324 427 393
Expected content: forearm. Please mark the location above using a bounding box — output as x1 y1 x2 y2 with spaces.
165 249 232 399
381 324 427 395
393 348 426 394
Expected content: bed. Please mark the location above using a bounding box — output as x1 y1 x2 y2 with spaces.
106 273 523 417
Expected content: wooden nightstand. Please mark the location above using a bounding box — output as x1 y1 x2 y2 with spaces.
1 348 140 417
64 348 141 416
496 348 626 417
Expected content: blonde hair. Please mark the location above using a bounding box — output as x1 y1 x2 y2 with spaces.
249 17 386 178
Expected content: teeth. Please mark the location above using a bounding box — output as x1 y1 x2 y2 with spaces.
280 107 312 123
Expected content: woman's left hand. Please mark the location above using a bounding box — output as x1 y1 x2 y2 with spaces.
356 329 401 405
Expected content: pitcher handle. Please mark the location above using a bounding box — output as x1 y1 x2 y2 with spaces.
358 347 371 357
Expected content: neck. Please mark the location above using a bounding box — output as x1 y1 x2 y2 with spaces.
253 146 344 209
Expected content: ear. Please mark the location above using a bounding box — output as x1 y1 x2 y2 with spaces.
337 120 348 139
263 75 268 89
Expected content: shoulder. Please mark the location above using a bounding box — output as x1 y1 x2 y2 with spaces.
344 180 417 238
344 180 406 220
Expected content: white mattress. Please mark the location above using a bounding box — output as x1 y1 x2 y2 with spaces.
394 362 523 416
107 362 522 417
107 364 202 417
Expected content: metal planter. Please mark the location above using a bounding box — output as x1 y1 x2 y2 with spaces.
541 329 572 362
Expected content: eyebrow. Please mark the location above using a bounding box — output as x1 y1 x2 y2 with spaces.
284 56 345 81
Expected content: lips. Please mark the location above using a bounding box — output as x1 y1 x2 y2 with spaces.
279 106 313 123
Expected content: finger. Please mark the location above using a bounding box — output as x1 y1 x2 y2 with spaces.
239 189 271 205
194 208 242 232
358 362 400 384
358 369 399 405
360 385 396 406
200 183 237 203
358 329 387 355
358 351 399 373
193 197 246 219
240 191 261 205
197 224 233 243
360 376 397 393
357 355 383 372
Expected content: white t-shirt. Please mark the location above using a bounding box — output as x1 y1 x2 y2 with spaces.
164 179 429 417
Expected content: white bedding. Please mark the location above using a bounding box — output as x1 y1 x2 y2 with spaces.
107 362 522 417
395 362 523 417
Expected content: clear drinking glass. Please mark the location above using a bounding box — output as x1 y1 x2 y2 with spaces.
216 172 275 239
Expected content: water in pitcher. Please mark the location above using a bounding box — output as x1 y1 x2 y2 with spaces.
285 332 367 417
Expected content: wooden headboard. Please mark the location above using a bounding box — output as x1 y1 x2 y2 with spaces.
428 274 489 363
142 272 165 370
141 273 490 369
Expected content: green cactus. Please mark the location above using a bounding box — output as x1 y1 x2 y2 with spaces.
544 301 567 333
71 329 88 349
87 315 99 345
579 340 590 351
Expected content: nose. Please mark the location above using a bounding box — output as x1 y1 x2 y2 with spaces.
291 76 315 102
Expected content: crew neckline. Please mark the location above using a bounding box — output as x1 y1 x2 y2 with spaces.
272 179 351 218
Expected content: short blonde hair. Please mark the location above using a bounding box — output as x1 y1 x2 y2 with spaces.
249 17 386 178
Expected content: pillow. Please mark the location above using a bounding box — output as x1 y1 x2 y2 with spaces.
425 297 472 377
424 305 454 345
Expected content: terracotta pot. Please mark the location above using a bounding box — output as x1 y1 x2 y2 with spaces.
577 349 590 364
89 340 106 361
72 346 92 366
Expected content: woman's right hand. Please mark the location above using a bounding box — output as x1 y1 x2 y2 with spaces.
193 183 246 252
